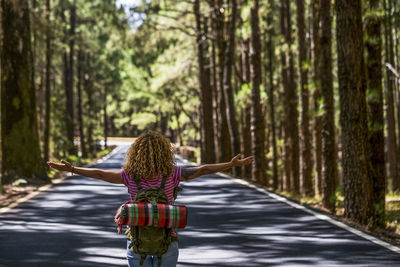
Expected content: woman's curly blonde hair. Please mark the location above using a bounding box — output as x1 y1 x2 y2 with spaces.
123 130 175 180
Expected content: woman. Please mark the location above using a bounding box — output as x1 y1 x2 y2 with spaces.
47 130 254 267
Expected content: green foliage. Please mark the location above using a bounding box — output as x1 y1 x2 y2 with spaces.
236 83 252 109
301 60 311 71
130 112 157 130
335 186 345 210
241 4 251 39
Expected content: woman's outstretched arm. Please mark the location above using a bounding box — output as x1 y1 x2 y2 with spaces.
181 154 254 181
47 160 122 184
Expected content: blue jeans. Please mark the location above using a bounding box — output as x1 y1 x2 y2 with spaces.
126 240 179 267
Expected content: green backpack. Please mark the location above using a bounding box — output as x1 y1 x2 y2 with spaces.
126 176 180 266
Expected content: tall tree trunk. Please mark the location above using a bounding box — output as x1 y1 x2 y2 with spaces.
241 38 252 179
287 0 300 195
1 0 47 183
31 0 37 111
365 0 386 228
211 16 220 158
395 0 399 75
77 49 87 158
202 17 216 163
44 0 51 163
281 0 299 193
311 0 323 197
199 103 204 163
214 0 232 163
267 0 278 190
103 87 108 149
223 0 241 175
84 52 94 157
61 5 74 155
67 0 76 154
336 0 373 224
250 0 266 185
194 0 216 163
280 0 291 191
394 1 400 181
320 0 338 212
37 70 45 147
384 0 400 192
173 104 184 147
279 120 285 191
297 0 313 196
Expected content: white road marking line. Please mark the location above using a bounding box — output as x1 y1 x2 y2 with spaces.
218 173 400 255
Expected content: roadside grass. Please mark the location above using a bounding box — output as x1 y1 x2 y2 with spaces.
386 191 400 234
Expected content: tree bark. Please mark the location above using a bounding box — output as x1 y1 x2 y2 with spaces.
77 49 87 158
383 0 400 192
392 0 400 183
44 0 51 163
223 0 241 175
267 0 278 190
31 0 37 114
194 0 216 163
173 103 184 147
281 0 299 192
336 0 373 224
365 0 386 228
320 0 338 212
210 15 220 158
61 3 75 155
250 0 266 185
83 52 94 157
68 0 76 154
241 38 252 179
287 0 300 195
1 0 47 183
280 0 291 191
296 0 313 196
311 0 323 197
103 87 108 149
214 0 232 163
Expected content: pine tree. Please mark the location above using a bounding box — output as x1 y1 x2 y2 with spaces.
336 0 373 224
1 0 47 184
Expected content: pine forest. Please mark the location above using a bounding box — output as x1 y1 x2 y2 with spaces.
1 0 400 239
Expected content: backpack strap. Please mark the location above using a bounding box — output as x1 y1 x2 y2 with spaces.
160 175 167 190
134 178 143 190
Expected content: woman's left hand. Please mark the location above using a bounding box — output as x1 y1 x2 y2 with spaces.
230 154 254 167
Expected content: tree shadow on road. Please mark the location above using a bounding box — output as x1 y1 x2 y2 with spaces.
1 157 399 267
0 160 129 267
176 175 400 267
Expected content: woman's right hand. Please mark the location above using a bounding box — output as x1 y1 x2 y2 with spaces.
47 160 73 172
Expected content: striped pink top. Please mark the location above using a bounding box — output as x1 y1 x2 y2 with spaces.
120 167 182 204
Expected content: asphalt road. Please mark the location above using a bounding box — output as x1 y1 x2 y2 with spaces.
0 145 399 266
